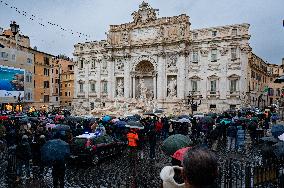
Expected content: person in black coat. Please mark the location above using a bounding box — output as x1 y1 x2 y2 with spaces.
16 135 32 181
226 123 237 152
32 135 46 178
147 125 157 159
52 133 68 188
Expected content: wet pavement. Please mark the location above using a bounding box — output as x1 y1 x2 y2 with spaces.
1 143 171 188
0 133 265 188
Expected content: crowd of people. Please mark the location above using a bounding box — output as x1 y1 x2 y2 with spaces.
0 107 280 187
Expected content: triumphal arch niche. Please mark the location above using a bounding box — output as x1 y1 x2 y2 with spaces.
107 1 190 111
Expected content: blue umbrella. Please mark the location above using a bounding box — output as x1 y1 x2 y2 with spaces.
41 139 70 162
53 124 70 131
114 121 127 128
271 125 284 138
102 115 111 122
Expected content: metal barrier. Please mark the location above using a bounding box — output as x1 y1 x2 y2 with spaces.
217 156 284 188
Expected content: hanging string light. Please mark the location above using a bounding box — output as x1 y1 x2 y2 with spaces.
0 0 91 40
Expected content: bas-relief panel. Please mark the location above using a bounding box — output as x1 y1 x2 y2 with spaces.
131 27 159 42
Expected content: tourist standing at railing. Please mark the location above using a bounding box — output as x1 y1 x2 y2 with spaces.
226 122 237 152
16 135 32 181
147 125 157 160
162 116 169 140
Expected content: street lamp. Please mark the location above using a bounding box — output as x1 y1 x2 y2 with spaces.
187 91 203 114
10 21 19 35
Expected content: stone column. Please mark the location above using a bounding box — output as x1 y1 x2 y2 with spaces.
157 54 166 100
153 75 157 99
108 60 114 99
133 76 136 99
177 54 186 99
124 59 130 98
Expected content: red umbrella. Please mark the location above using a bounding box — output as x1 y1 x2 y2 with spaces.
171 147 191 162
0 116 9 120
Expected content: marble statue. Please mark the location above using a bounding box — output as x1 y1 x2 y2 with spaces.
139 78 148 99
168 78 177 98
117 79 124 97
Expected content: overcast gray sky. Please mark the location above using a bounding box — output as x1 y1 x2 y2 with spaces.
0 0 283 64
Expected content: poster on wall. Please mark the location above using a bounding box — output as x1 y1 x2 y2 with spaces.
0 65 25 101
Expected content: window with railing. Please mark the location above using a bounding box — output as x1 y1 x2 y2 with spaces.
44 95 49 102
230 80 237 93
44 57 50 65
79 83 84 93
43 81 49 88
192 51 198 63
211 49 217 62
231 48 237 60
191 80 198 92
232 28 237 36
210 80 217 94
102 82 108 94
90 83 96 92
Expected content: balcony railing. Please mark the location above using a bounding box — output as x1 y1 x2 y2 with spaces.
226 91 240 98
77 92 85 97
207 91 220 98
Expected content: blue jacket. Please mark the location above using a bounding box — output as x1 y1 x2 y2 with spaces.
236 126 245 146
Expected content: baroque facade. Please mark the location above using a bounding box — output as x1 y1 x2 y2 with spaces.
72 2 256 114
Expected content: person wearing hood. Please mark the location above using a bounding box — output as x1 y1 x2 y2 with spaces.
160 147 218 188
16 135 32 181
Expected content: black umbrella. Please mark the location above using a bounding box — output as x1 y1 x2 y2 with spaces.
41 139 70 162
274 75 284 83
178 115 190 119
126 121 144 129
144 112 157 116
259 137 279 144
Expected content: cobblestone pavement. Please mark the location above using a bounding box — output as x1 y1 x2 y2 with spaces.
0 132 266 188
1 142 171 188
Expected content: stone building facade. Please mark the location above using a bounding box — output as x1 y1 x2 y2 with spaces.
0 23 34 111
72 2 263 114
57 58 74 109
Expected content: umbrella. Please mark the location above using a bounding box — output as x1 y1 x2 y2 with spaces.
127 116 140 121
154 109 164 114
125 121 144 129
220 119 231 125
111 118 120 123
170 117 179 122
28 117 39 123
178 118 191 123
259 136 279 144
46 123 56 129
250 117 259 122
199 116 214 125
171 147 191 161
53 124 70 131
144 112 157 116
178 115 190 119
133 114 141 120
207 112 217 119
271 124 284 138
162 134 192 156
274 75 284 83
114 121 127 128
279 133 284 141
41 139 70 162
273 142 284 157
0 116 9 120
102 115 111 122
